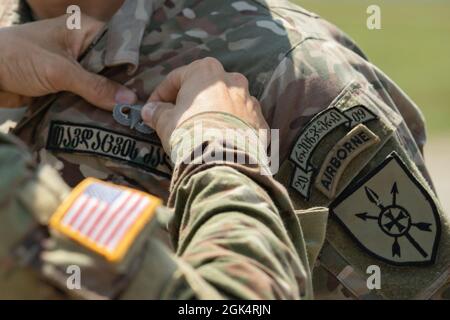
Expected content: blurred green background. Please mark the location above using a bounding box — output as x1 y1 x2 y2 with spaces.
293 0 450 136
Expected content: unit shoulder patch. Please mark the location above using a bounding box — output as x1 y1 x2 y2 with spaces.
289 105 378 199
330 152 441 266
50 178 161 263
316 124 380 199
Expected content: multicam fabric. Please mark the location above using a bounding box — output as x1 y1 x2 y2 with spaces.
0 111 311 299
8 0 450 299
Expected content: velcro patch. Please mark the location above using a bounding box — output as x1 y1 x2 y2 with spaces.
289 105 378 199
46 121 171 178
50 178 161 262
290 107 350 171
316 124 380 199
330 152 441 266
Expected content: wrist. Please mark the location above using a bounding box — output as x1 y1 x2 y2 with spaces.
169 112 270 171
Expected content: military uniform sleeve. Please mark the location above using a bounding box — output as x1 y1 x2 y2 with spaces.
0 131 187 299
125 112 312 300
0 133 144 299
0 115 312 299
0 132 71 298
259 36 450 299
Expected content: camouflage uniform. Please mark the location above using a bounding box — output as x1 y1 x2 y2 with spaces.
0 113 311 299
6 0 450 299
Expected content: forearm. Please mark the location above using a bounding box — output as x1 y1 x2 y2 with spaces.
161 113 311 299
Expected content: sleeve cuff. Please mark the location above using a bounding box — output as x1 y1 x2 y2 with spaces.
168 112 271 174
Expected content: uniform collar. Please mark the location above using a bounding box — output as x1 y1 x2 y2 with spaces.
83 0 166 75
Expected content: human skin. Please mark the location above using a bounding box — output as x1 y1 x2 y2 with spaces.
20 1 267 145
0 13 136 109
142 57 269 153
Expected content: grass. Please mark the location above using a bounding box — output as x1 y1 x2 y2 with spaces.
292 0 450 136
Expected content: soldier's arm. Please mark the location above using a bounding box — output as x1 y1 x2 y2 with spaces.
148 112 310 299
260 37 448 299
0 132 72 299
0 100 310 299
132 57 311 298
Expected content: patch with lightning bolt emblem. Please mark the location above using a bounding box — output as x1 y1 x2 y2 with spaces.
330 152 441 266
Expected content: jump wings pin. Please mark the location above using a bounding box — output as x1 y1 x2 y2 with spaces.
330 152 441 266
113 104 154 135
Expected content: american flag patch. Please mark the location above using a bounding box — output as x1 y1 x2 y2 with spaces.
50 178 161 262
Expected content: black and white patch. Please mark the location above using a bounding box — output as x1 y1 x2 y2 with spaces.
46 121 172 178
330 152 441 266
289 105 378 200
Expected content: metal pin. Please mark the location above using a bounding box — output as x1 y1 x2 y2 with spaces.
113 104 154 135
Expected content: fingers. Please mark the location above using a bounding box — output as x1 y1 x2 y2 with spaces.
56 13 105 59
0 91 31 108
146 58 268 152
141 101 174 130
149 65 188 103
49 14 130 111
60 61 137 111
141 101 175 153
149 57 226 103
226 72 249 90
226 72 250 96
225 72 251 106
250 96 269 130
226 73 265 128
74 14 106 55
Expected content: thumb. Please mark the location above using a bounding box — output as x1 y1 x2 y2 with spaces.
141 101 176 154
141 101 174 131
62 62 137 111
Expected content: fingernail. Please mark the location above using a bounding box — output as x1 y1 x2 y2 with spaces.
115 87 136 104
142 103 157 121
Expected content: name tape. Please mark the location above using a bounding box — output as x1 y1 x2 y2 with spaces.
46 121 172 178
289 105 377 200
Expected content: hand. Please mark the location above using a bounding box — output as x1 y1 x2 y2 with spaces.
0 14 136 110
141 57 268 152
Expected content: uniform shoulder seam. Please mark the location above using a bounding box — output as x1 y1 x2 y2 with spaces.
255 37 325 98
284 37 326 59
